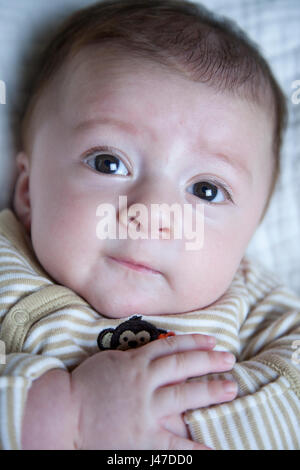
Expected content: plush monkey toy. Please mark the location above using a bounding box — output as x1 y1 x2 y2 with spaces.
97 315 175 351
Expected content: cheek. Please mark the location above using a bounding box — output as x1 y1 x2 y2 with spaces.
30 157 111 244
29 167 106 283
173 219 251 306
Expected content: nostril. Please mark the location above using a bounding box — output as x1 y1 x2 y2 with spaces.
128 340 138 348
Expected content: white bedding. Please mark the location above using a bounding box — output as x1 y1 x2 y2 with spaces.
0 0 299 293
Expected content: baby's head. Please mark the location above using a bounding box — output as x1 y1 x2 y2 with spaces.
13 0 287 318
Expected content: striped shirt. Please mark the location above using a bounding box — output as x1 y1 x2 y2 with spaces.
0 208 299 450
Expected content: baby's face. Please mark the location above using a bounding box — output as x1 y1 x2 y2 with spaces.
14 46 273 318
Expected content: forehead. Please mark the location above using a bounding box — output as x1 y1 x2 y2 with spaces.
58 45 260 117
38 45 273 177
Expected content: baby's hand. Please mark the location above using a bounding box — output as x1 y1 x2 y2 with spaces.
161 336 237 439
70 334 237 450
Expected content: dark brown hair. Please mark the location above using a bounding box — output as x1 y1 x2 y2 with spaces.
19 0 288 221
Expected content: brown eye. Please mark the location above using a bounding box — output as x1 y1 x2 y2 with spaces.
187 180 231 204
95 154 119 174
84 148 129 176
193 182 217 201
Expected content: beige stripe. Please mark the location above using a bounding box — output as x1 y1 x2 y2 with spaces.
229 401 252 449
0 270 48 282
254 298 300 311
265 289 300 303
266 316 299 340
206 413 224 450
246 283 267 303
30 310 110 328
148 312 238 329
258 355 300 399
9 322 238 352
45 303 105 322
73 305 104 321
248 274 279 295
267 390 288 448
25 332 96 353
18 358 65 381
45 351 88 364
202 305 239 316
26 337 92 354
245 270 272 288
244 400 265 448
283 392 300 448
259 397 278 449
19 384 28 450
252 275 280 292
0 301 22 311
245 267 279 287
218 411 236 449
0 262 35 269
7 382 18 449
272 392 295 449
240 312 299 339
211 298 242 311
231 366 264 394
0 249 32 266
0 279 47 291
156 316 238 332
236 361 277 383
240 312 265 332
184 412 204 445
189 411 221 450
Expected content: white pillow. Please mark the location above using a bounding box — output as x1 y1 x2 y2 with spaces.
0 0 300 293
202 0 300 294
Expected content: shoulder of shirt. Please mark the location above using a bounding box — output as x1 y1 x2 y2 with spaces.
0 209 98 331
237 253 300 302
0 207 53 280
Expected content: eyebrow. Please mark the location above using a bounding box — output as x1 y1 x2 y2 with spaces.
206 151 253 184
73 117 252 183
73 117 139 136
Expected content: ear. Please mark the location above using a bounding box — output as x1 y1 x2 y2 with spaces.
97 328 114 350
13 152 31 233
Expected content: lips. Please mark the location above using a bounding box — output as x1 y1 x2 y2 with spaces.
108 256 161 275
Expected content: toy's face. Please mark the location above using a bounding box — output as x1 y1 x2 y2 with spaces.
117 329 151 350
97 316 167 351
14 45 273 317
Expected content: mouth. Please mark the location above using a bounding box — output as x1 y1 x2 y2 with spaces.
107 256 161 275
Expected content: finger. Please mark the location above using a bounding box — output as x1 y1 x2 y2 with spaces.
156 379 238 415
142 334 216 361
150 349 236 387
161 413 189 439
157 430 213 450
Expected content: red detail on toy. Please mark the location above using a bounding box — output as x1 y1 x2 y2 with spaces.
158 332 176 339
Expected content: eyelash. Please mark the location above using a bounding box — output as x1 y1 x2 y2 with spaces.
82 146 234 204
83 145 126 166
192 178 234 204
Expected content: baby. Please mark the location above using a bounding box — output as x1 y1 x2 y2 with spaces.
0 0 299 450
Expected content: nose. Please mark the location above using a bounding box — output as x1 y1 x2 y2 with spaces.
117 181 178 239
128 340 138 348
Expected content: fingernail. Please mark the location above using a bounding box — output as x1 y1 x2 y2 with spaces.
223 353 235 365
206 336 216 346
223 381 237 394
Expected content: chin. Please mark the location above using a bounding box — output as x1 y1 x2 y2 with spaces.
88 296 154 319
